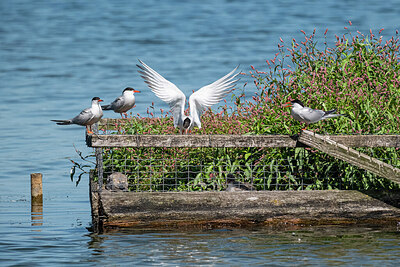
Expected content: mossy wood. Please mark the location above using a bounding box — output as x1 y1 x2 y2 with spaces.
299 130 400 185
90 188 400 231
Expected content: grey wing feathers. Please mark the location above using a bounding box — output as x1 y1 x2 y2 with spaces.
323 109 345 119
110 96 124 110
299 107 326 123
324 109 337 115
71 108 94 126
300 107 344 123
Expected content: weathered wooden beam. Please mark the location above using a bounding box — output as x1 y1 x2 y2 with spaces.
89 120 400 147
330 134 400 147
87 133 400 148
89 170 101 233
88 134 298 148
97 190 400 230
298 130 400 185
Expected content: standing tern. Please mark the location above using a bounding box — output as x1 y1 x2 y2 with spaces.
284 99 344 129
137 59 239 134
51 97 104 134
102 87 141 118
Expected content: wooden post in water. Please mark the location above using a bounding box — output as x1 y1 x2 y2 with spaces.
31 173 43 226
31 173 43 202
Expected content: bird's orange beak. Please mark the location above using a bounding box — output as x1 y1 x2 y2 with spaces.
283 101 292 107
134 90 141 93
98 99 103 102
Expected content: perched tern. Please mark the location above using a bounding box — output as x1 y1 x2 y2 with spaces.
102 87 141 118
51 97 104 134
137 59 239 134
284 99 344 129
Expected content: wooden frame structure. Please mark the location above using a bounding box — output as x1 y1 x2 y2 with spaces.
87 121 400 232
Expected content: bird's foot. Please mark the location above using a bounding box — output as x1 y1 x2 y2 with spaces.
87 130 94 134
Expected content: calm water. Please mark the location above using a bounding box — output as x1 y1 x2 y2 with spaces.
1 0 400 265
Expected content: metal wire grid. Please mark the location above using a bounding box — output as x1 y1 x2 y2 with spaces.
98 147 400 192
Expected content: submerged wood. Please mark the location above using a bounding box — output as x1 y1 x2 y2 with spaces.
95 190 400 230
299 130 400 185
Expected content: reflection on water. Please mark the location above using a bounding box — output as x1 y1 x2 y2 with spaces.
83 226 400 266
31 202 43 228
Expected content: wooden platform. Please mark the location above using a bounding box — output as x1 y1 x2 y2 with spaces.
90 179 400 232
88 124 400 232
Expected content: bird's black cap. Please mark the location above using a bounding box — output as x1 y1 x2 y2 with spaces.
92 97 101 101
123 87 134 92
291 99 305 107
183 117 191 129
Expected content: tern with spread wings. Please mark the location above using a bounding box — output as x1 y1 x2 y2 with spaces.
137 60 239 134
284 99 344 129
102 87 141 118
51 97 104 134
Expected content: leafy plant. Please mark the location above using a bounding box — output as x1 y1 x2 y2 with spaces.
98 25 400 192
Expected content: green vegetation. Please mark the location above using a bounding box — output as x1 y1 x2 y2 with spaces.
100 26 400 191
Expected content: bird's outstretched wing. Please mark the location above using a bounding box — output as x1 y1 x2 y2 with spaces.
137 59 186 127
189 66 239 128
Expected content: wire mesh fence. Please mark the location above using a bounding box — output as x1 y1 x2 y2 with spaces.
91 119 400 192
97 146 400 192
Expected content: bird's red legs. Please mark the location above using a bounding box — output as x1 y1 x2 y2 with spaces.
123 112 128 118
86 125 94 134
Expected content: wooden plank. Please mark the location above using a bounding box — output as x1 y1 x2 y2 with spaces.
330 135 400 147
88 134 298 148
97 190 400 230
88 133 400 148
89 170 101 233
298 130 400 185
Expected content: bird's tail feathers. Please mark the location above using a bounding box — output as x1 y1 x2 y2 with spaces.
324 109 337 115
51 119 72 125
101 104 111 110
323 109 345 119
